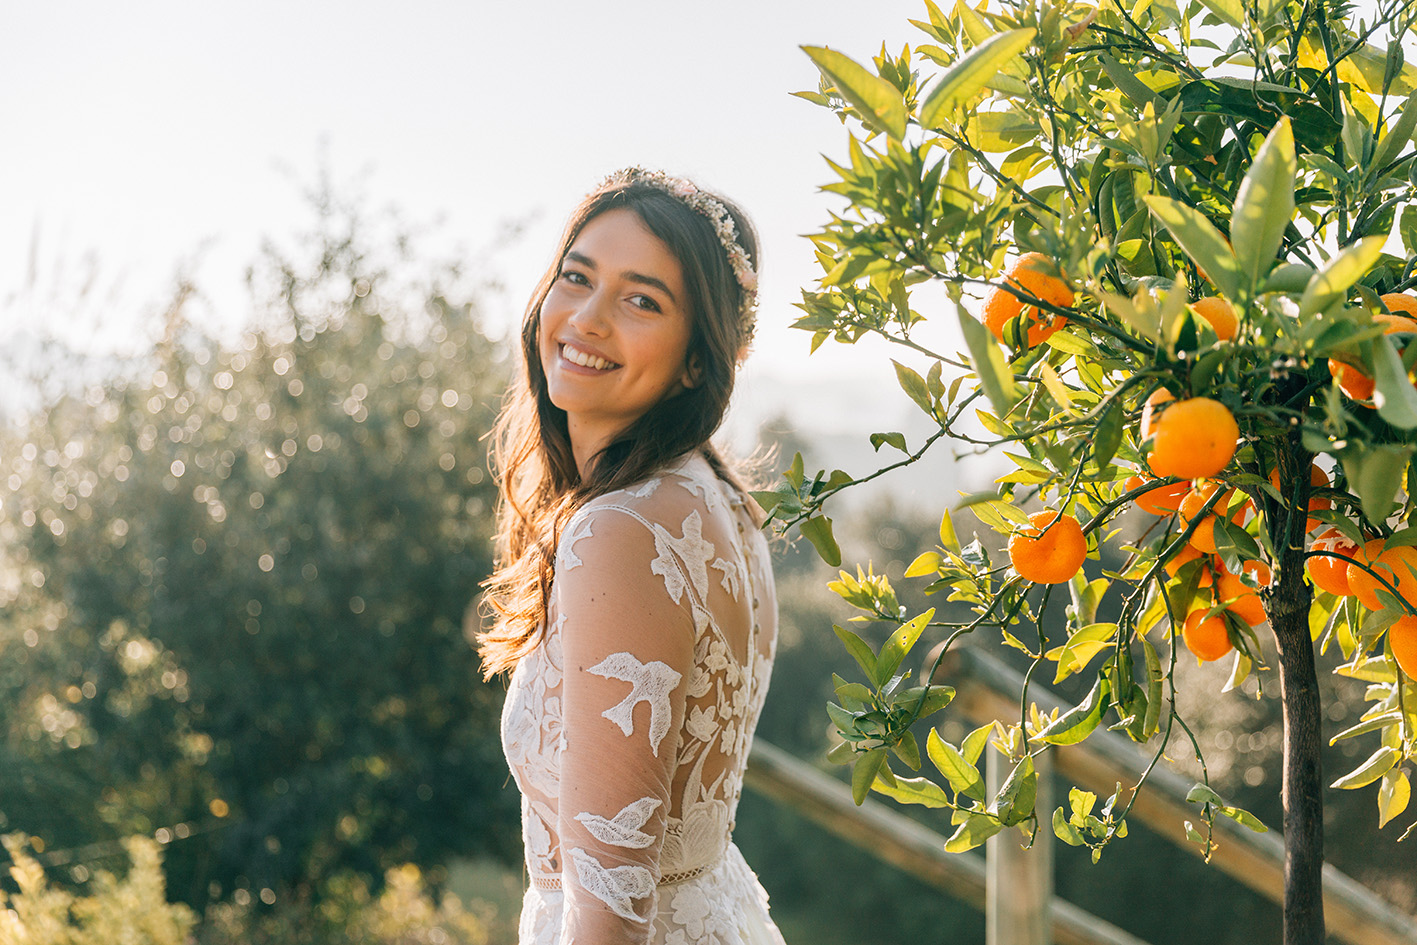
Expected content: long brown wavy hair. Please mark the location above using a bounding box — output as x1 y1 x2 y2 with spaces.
477 174 759 678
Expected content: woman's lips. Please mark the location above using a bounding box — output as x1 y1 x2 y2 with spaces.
560 342 620 371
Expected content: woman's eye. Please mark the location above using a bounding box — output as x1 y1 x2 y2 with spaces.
631 295 662 313
560 270 589 286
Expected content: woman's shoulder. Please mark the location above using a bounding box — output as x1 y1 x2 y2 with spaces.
560 453 748 554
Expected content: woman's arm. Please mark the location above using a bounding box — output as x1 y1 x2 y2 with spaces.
555 505 696 944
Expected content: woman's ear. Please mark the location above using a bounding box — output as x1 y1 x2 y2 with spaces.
681 352 703 390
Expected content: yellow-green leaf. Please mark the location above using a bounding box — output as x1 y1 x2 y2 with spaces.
1298 236 1386 317
1143 195 1244 303
1379 767 1411 828
919 29 1036 129
802 46 909 140
1230 118 1295 291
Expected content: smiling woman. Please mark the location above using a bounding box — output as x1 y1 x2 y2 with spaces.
478 169 784 945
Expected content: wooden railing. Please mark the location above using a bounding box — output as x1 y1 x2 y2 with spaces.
743 644 1417 945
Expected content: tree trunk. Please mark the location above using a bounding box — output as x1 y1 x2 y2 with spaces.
1265 440 1325 945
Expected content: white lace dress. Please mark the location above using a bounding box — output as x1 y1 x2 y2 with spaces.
500 452 784 945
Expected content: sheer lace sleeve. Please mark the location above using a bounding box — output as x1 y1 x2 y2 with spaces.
554 501 696 944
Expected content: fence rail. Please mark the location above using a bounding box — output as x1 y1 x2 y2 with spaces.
742 643 1417 945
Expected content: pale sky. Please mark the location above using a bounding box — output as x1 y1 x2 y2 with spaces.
0 2 938 395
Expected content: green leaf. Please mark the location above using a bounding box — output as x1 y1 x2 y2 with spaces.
1219 805 1269 833
957 306 1018 413
877 609 936 685
905 551 943 578
1186 783 1225 807
1379 768 1411 828
994 755 1037 826
945 811 1006 852
1195 0 1243 28
802 46 908 140
919 29 1037 129
894 684 956 719
892 729 922 770
1298 236 1387 317
1143 195 1244 302
1092 402 1124 469
1049 623 1117 683
871 431 909 453
832 624 878 682
893 360 935 414
1230 118 1296 291
1098 52 1162 108
800 515 842 567
1371 336 1417 429
1034 676 1108 745
1371 93 1417 174
939 509 962 555
1331 745 1400 789
852 747 887 805
927 728 987 801
1053 805 1085 845
873 772 952 807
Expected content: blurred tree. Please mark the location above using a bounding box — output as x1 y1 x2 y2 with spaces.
0 181 519 911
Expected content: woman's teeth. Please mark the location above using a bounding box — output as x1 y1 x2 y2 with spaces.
563 344 618 371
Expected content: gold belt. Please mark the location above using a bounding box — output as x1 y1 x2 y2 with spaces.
532 860 713 892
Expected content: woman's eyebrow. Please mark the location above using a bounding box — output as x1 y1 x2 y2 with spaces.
564 251 679 306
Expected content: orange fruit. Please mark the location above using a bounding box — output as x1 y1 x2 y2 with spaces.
1215 569 1266 626
1328 303 1417 400
1192 296 1238 341
1243 559 1273 586
1163 541 1206 578
1267 463 1331 532
1178 480 1249 554
1347 539 1417 610
1390 616 1417 678
1329 360 1376 400
982 252 1074 347
1380 292 1417 320
1148 397 1239 479
1139 389 1174 442
1309 527 1359 597
1183 608 1234 662
1124 474 1189 515
1008 510 1087 584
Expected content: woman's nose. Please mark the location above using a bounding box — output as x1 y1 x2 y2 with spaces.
566 290 612 334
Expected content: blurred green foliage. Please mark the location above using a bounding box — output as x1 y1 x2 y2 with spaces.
0 833 195 945
0 188 519 914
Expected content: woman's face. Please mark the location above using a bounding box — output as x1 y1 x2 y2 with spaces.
538 207 695 466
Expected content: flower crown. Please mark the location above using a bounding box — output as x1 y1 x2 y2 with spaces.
598 167 759 337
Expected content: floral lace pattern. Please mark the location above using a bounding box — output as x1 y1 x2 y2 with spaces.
500 453 784 944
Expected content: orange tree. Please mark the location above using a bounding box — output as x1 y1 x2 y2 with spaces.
758 1 1417 941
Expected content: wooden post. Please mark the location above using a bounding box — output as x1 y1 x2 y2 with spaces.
987 747 1053 945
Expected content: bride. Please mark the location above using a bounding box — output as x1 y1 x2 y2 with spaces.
479 168 785 945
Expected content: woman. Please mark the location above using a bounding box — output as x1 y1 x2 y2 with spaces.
480 168 784 945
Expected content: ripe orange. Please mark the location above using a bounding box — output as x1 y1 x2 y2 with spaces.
1267 463 1330 532
1329 360 1376 400
1243 559 1273 586
1214 569 1266 625
1328 301 1417 400
1380 292 1417 320
1308 528 1358 596
1192 296 1238 341
1347 539 1417 610
1147 397 1239 479
1124 474 1189 515
1163 541 1206 578
1183 608 1234 662
1390 616 1417 678
1178 479 1249 554
982 252 1074 347
1139 389 1174 442
1008 510 1087 584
